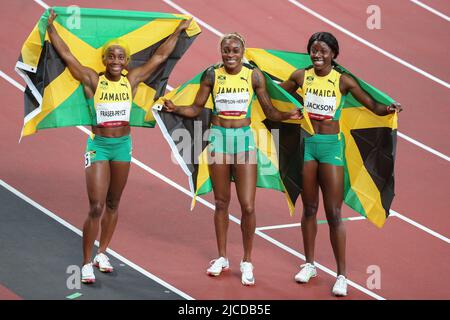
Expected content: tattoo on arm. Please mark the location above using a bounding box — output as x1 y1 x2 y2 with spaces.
252 69 262 89
253 69 287 121
201 67 215 87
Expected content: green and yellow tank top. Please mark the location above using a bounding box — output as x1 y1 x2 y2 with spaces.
90 74 132 127
301 67 346 121
212 64 255 120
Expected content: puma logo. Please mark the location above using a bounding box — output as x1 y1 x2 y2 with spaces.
328 79 336 87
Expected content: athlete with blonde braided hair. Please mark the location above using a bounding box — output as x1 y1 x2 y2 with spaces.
46 8 191 284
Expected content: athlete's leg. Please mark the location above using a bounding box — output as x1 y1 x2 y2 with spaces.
209 152 231 258
83 161 110 265
318 163 346 276
233 151 257 262
98 161 131 253
300 160 320 264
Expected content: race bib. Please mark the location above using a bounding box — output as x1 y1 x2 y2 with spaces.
96 102 130 126
84 151 95 168
304 92 337 118
215 92 250 117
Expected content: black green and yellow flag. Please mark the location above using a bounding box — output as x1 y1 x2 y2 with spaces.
245 48 397 228
152 63 313 213
16 7 201 138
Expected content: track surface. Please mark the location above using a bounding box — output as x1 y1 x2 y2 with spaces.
0 0 449 300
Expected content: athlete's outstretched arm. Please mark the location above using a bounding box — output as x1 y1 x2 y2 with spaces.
46 9 98 95
163 68 214 118
340 73 402 116
128 18 192 90
253 69 302 121
279 69 304 94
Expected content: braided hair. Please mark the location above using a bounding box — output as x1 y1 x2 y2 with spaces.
220 32 246 49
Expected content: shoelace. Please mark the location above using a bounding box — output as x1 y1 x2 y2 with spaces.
209 258 225 266
336 276 346 284
97 254 110 265
241 262 253 272
82 264 94 275
83 263 93 270
300 263 315 270
335 276 346 289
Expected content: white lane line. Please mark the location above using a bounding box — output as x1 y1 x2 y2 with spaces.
346 216 367 221
0 71 24 91
1 0 382 301
4 64 445 299
33 0 49 9
390 209 450 244
8 0 449 296
255 229 385 300
257 222 301 231
255 208 450 245
162 0 224 37
162 0 450 163
398 132 450 162
410 0 450 22
114 156 385 299
16 0 450 243
256 216 366 231
0 179 194 300
287 0 450 89
1 69 384 299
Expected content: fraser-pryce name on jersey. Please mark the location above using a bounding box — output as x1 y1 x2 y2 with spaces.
99 110 127 117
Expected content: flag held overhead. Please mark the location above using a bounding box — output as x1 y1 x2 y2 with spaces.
16 7 201 138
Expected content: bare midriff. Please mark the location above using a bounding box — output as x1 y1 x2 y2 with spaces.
311 118 340 134
92 125 131 137
211 115 251 128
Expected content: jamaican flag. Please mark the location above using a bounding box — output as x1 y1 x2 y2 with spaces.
245 48 397 228
152 63 313 212
16 7 201 138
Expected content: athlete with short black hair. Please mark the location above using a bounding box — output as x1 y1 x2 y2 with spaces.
280 31 402 296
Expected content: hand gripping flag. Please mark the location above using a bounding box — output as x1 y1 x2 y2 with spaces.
245 48 397 228
152 63 314 213
16 7 201 138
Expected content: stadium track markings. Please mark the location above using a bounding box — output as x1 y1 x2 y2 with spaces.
410 0 450 21
0 179 194 300
1 68 383 299
162 0 450 163
287 0 450 89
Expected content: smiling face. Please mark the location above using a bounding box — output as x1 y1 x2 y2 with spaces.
103 45 128 80
220 38 244 74
309 40 335 75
